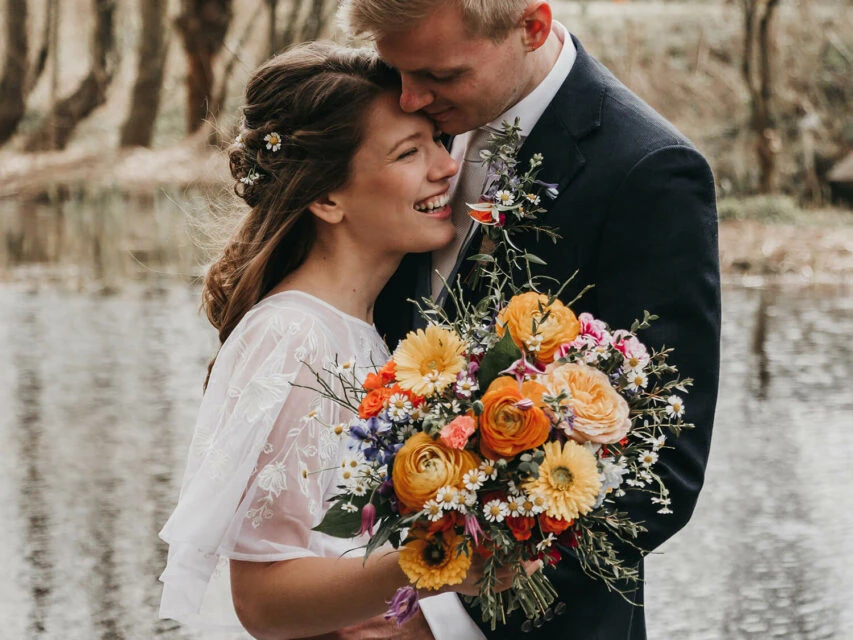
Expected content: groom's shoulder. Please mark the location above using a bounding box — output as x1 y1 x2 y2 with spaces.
562 43 699 161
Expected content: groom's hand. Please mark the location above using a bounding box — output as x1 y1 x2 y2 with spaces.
446 557 542 597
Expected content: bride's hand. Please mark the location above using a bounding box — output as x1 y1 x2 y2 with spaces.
446 557 543 597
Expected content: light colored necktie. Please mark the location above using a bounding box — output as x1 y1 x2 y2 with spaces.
431 127 494 300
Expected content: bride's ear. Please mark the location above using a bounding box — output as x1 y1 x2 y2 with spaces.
307 193 345 225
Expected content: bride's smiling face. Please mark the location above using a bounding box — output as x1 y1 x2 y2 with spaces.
319 91 458 255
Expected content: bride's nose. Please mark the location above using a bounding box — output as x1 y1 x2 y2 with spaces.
429 146 458 183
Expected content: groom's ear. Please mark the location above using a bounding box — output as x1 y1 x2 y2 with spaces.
521 2 553 51
308 194 345 225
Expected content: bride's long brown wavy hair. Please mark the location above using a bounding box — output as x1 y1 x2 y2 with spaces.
202 42 399 388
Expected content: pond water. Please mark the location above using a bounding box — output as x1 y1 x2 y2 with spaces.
0 282 851 639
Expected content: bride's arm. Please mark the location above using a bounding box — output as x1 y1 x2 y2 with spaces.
230 552 499 640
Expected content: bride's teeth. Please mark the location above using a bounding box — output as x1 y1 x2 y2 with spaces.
414 193 449 212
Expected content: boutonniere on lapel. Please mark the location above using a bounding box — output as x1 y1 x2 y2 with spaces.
464 119 561 289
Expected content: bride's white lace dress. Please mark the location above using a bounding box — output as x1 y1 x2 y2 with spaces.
159 290 388 632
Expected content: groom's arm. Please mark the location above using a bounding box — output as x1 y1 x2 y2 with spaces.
593 143 721 562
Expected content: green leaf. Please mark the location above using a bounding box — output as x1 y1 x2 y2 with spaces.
477 331 522 390
312 498 364 538
522 253 547 266
468 254 496 263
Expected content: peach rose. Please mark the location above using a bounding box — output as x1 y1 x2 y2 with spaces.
439 415 477 450
546 363 631 444
392 432 479 511
479 376 551 459
497 292 580 363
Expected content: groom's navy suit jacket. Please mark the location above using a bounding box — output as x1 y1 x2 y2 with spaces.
375 36 721 640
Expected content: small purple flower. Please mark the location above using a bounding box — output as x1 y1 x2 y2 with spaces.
514 398 535 410
464 514 485 548
385 586 420 626
534 179 560 199
358 503 376 537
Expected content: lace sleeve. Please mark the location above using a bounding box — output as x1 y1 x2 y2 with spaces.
159 303 358 627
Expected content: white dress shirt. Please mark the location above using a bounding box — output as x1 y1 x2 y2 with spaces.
422 21 577 639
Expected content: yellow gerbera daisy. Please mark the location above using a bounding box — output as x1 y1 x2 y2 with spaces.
398 528 472 591
393 325 466 396
523 441 601 521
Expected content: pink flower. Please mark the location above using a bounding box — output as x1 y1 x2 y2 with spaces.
464 514 485 547
611 330 650 369
439 415 477 449
358 503 376 537
579 312 610 345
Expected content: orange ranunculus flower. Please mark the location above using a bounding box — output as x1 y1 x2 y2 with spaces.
363 359 397 391
497 292 580 363
539 513 573 535
546 363 631 444
392 432 480 511
479 376 551 459
358 386 394 419
506 516 536 541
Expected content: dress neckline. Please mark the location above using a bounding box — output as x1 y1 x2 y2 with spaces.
261 289 377 331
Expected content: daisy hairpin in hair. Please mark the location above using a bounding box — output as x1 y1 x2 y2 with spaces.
264 131 284 152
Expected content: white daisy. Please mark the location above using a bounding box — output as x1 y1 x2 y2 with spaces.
331 423 348 437
483 499 509 523
494 190 514 206
524 193 541 206
648 434 667 450
665 396 685 418
301 408 321 423
506 494 524 518
422 499 444 521
463 469 486 491
336 358 357 376
435 486 457 509
536 533 557 553
341 502 358 513
264 131 283 152
626 370 648 391
455 375 479 398
528 492 548 515
451 490 473 513
479 459 499 481
350 482 367 496
639 450 658 467
386 393 412 422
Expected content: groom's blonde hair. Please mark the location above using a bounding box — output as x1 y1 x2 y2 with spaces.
338 0 533 41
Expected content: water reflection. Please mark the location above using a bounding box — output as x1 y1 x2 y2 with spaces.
0 284 851 639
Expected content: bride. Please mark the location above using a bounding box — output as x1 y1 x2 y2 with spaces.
158 42 509 639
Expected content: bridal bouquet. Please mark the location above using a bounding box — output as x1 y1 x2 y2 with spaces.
310 122 693 631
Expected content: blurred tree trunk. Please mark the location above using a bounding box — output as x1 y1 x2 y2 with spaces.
277 0 334 50
175 0 233 134
27 0 117 150
740 0 782 193
266 0 278 56
120 0 169 147
25 0 54 96
0 0 29 145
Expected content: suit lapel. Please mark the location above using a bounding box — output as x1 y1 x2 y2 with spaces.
446 35 607 311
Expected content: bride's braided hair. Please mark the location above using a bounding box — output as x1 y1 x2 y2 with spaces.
202 42 399 389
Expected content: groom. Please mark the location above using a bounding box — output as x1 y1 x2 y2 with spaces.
343 1 721 638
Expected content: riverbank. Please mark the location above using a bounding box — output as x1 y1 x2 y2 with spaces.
1 146 852 285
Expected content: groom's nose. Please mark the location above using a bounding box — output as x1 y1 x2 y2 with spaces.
399 77 434 113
